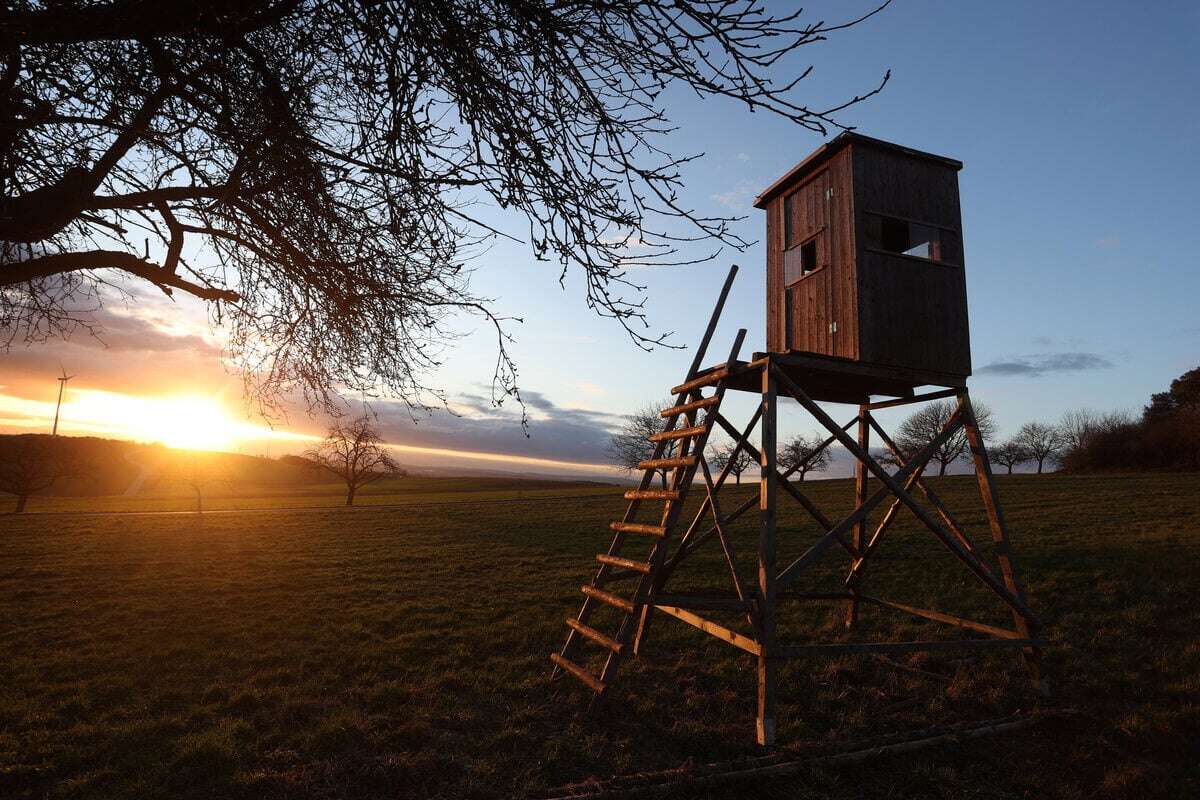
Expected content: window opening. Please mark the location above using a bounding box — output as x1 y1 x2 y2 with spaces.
784 235 820 284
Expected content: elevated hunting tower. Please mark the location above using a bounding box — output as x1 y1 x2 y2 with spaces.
550 134 1046 748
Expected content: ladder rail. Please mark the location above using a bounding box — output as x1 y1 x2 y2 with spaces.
553 266 739 677
594 327 747 695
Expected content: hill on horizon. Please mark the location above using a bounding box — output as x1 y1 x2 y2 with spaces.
0 434 617 500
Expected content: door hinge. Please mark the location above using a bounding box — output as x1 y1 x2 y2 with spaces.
829 321 838 334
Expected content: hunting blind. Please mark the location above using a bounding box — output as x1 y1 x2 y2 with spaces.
550 133 1046 746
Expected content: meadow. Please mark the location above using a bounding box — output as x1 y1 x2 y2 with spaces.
1 472 1197 799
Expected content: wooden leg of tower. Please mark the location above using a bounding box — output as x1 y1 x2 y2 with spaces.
845 407 869 630
756 367 778 746
959 390 1051 697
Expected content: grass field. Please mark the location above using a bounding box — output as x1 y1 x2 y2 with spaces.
2 472 1198 799
11 476 619 514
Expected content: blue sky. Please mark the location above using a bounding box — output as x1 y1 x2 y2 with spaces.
433 0 1200 447
5 0 1197 475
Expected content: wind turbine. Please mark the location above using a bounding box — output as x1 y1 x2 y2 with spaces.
52 363 74 436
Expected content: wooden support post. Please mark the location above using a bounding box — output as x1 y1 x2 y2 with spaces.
846 407 869 630
959 390 1051 697
756 365 778 746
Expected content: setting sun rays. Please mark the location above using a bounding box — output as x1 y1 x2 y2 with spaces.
55 390 309 452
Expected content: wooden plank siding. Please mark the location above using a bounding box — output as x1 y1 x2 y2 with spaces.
766 150 858 360
850 144 971 377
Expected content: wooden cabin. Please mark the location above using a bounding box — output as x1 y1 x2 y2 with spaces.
755 133 971 387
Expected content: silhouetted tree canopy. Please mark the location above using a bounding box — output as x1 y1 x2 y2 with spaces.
711 441 754 485
0 0 888 414
780 432 830 480
990 439 1028 475
304 416 402 505
606 400 674 488
887 399 996 477
1143 366 1200 425
1012 421 1064 474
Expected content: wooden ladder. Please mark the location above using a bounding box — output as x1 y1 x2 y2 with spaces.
550 265 745 701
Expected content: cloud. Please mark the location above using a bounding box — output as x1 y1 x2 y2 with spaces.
0 305 229 403
711 180 759 211
735 152 751 162
1095 234 1120 250
976 352 1114 377
367 390 629 466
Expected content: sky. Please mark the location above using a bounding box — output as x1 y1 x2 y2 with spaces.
2 0 1198 478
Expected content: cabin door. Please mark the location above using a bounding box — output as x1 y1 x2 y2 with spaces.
783 169 833 355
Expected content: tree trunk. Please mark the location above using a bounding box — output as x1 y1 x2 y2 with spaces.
15 494 28 512
659 470 667 490
735 472 741 485
1036 458 1044 474
195 489 203 514
1006 464 1013 475
346 485 356 506
938 460 948 476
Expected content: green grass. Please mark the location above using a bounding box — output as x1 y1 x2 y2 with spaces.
12 476 618 514
1 473 1198 799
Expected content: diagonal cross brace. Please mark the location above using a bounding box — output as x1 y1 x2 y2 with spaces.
867 414 986 563
776 408 963 584
769 364 1040 627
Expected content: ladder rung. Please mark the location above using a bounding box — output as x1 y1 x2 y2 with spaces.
565 618 623 653
549 653 605 693
609 521 666 538
581 584 635 613
638 455 696 471
660 396 719 418
648 425 705 442
623 489 680 501
596 554 652 574
671 368 729 395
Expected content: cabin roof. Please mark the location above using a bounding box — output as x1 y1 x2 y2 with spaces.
751 132 963 209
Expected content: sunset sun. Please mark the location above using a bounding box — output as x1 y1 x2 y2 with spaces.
68 391 260 451
129 395 247 451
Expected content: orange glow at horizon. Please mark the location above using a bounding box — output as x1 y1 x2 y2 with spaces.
0 388 618 474
3 388 313 452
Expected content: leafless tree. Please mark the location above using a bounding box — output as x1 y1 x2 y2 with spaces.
990 440 1028 475
1013 422 1065 474
712 442 755 485
1059 408 1134 457
304 417 403 505
1 1 889 418
780 433 830 480
888 400 997 476
163 452 229 513
1058 409 1100 456
0 434 74 512
606 401 674 488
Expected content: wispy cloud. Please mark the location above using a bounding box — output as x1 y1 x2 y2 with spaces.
1095 234 1121 250
711 179 758 211
976 352 1114 377
735 152 751 163
370 390 627 467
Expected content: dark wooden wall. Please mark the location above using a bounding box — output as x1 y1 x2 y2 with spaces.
851 145 971 377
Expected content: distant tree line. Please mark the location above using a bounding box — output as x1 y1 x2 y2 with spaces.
1059 366 1199 472
604 365 1198 484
